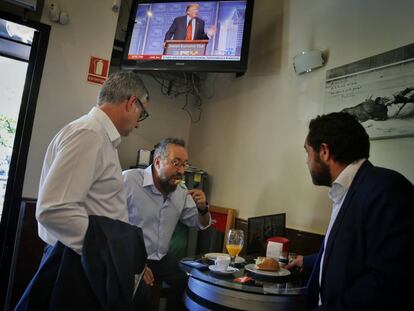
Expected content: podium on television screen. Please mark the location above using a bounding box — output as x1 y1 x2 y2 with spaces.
163 40 209 56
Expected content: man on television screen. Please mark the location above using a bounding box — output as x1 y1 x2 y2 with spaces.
164 3 216 41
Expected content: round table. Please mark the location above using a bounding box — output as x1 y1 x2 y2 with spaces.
181 261 308 311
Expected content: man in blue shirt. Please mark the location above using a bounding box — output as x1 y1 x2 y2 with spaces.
123 137 210 310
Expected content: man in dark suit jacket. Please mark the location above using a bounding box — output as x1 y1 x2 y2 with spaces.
287 112 414 310
164 3 215 41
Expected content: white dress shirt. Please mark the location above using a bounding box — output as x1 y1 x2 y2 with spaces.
186 16 196 40
318 158 366 305
123 166 211 260
36 107 128 254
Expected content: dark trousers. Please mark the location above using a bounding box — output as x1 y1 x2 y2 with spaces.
37 245 151 311
147 253 188 311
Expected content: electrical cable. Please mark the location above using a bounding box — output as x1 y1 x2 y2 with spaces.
149 71 216 123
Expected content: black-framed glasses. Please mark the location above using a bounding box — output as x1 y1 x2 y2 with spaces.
135 97 149 122
167 158 191 170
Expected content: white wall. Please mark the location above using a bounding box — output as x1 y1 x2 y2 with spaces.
188 0 414 234
22 0 192 197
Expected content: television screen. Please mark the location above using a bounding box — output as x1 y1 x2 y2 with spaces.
121 0 254 73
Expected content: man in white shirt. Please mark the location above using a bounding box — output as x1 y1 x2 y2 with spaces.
286 112 414 310
37 70 150 254
32 71 154 310
123 137 211 310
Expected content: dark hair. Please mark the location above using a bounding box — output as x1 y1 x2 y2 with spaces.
307 112 370 165
154 138 186 159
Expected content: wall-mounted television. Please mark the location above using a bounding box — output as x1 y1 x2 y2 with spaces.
121 0 254 73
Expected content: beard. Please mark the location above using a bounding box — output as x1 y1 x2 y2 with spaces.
310 156 332 187
159 172 184 194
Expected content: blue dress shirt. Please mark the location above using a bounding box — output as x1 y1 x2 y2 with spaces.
123 165 210 260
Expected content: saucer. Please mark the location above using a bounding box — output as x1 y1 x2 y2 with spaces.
204 253 245 264
244 264 291 277
208 265 239 275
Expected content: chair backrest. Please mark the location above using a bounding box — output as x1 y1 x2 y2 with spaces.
246 213 286 255
196 205 236 254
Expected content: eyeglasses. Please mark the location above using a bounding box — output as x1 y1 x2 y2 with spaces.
135 97 149 122
167 158 191 170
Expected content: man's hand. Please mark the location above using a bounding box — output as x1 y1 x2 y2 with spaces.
143 266 154 286
188 189 207 210
207 26 217 38
285 255 304 271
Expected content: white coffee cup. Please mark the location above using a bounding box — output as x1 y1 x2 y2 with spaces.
214 255 230 271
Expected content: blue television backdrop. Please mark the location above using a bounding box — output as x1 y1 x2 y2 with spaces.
128 1 247 59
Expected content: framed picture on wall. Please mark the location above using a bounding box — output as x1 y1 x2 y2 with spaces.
324 43 414 140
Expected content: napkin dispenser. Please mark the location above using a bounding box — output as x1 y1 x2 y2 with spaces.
265 236 290 259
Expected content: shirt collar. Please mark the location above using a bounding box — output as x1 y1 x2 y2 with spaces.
328 159 366 203
88 107 121 148
143 165 155 188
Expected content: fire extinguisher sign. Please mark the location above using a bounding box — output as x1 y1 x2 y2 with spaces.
87 56 109 85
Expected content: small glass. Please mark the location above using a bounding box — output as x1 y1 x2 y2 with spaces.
226 229 244 266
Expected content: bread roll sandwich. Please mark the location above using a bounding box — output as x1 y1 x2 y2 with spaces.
255 257 280 271
174 179 185 185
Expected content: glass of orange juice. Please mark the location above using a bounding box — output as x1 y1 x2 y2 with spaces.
226 229 244 266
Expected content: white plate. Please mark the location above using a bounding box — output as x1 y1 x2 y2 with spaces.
244 264 291 277
204 253 246 264
208 265 239 275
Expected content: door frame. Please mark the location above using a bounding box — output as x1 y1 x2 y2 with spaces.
0 11 50 310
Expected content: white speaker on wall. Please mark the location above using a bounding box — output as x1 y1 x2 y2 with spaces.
293 50 325 74
4 0 37 11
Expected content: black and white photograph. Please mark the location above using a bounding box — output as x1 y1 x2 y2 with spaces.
324 44 414 139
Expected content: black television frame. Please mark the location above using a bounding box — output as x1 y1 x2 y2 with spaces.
121 0 254 73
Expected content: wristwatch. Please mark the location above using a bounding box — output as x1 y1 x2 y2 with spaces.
197 202 209 215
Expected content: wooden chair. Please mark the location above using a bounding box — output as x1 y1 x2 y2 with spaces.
196 205 237 254
246 213 286 256
209 205 237 252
